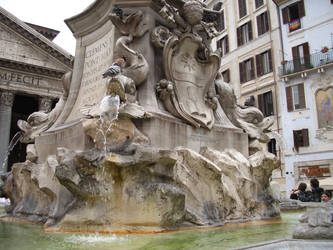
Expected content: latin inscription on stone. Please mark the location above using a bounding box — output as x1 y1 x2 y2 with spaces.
66 28 114 121
0 70 41 86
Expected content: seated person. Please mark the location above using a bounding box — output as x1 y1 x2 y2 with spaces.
309 178 324 202
321 190 332 203
290 182 311 202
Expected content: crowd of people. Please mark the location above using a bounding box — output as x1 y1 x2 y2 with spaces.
290 178 332 203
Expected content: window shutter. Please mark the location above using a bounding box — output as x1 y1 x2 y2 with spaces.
239 0 247 18
298 83 306 109
226 69 230 83
268 50 273 73
239 62 244 83
302 42 310 66
221 11 225 30
293 130 298 148
250 58 255 79
265 11 270 32
286 86 293 111
302 43 309 57
298 0 305 18
292 46 299 60
248 22 253 41
217 38 222 50
223 69 230 83
282 7 289 24
256 54 262 76
257 14 263 36
258 93 264 114
267 91 274 115
302 129 309 147
225 36 229 53
237 27 242 46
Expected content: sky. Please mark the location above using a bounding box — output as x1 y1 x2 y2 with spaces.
0 0 95 55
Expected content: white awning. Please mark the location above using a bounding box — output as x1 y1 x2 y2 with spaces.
295 177 333 190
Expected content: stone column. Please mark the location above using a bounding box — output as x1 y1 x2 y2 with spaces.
39 97 53 112
0 91 14 173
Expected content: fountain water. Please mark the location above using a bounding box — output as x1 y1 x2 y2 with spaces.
97 95 120 154
0 131 22 174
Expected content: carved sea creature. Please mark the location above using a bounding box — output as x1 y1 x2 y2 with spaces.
17 71 72 142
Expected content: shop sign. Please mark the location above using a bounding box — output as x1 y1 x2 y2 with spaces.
299 165 330 178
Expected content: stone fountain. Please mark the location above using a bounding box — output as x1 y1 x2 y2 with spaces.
0 0 280 233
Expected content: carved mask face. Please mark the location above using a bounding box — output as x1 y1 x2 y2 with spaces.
183 1 204 26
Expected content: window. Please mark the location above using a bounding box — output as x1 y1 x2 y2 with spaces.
237 21 253 47
286 83 306 111
222 69 230 83
239 58 255 83
257 12 269 36
255 0 264 9
258 91 274 117
292 43 310 70
238 0 247 18
293 129 309 150
217 36 229 57
282 0 305 32
267 138 277 155
219 10 225 31
256 50 272 76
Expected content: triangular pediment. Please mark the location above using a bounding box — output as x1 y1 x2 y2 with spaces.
0 23 68 72
0 7 73 73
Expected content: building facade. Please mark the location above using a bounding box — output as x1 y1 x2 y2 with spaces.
0 7 73 173
274 0 333 195
206 0 284 185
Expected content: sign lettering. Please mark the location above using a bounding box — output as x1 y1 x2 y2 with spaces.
299 166 330 178
0 70 41 86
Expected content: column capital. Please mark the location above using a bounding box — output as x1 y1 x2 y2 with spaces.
0 91 14 107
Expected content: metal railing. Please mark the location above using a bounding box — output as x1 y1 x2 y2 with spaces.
280 48 333 76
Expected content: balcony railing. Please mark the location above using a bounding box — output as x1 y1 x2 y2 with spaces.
280 48 333 76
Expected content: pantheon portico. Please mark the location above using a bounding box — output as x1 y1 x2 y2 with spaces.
0 7 73 172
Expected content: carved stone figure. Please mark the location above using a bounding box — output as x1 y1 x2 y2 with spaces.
215 74 273 143
1 0 280 233
153 0 272 141
17 71 72 142
153 0 221 129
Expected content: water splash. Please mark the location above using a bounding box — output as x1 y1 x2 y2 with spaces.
96 95 120 155
1 131 23 173
65 233 128 244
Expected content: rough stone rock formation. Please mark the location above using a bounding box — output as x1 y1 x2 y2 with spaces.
293 204 333 239
2 144 279 232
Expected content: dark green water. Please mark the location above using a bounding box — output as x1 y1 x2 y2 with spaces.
0 212 301 250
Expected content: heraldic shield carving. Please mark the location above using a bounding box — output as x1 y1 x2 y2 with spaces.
160 34 220 129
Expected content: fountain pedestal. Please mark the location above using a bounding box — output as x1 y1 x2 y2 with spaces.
1 0 280 232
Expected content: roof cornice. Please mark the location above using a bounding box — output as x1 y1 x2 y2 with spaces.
0 7 74 69
0 58 66 79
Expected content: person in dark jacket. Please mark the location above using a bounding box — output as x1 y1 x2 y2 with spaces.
309 178 324 202
290 182 311 202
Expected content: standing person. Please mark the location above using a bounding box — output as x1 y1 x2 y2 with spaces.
290 182 311 202
309 178 324 202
